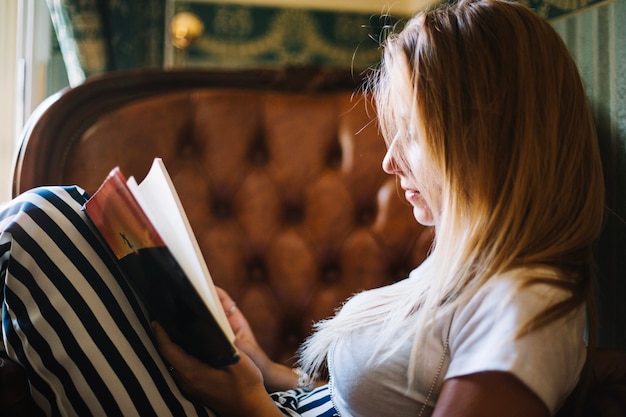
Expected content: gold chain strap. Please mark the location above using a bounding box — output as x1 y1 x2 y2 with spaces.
417 337 449 417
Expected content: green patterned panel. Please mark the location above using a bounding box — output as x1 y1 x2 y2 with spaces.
169 1 611 69
523 0 610 20
106 0 165 72
46 0 165 85
45 0 109 85
170 3 400 69
553 0 626 349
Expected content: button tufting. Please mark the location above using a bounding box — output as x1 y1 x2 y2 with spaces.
321 262 341 284
283 319 305 347
357 205 376 226
248 136 269 166
325 141 343 169
247 258 267 282
211 199 232 219
283 202 304 224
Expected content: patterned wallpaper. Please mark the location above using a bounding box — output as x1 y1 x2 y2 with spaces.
168 3 397 69
522 0 608 19
168 0 610 69
46 0 165 85
47 0 612 81
553 0 626 349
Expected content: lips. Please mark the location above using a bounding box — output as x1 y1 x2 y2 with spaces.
400 178 421 201
404 189 420 201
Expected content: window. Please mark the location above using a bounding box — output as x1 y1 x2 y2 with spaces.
0 1 19 201
0 0 67 201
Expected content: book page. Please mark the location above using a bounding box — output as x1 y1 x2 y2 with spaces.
128 158 235 342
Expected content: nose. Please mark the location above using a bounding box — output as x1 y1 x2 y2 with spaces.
382 143 400 175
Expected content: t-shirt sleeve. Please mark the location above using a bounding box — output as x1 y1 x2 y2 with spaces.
445 277 586 414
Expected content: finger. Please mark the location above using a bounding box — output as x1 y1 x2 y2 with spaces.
215 287 232 305
152 321 202 372
215 288 238 315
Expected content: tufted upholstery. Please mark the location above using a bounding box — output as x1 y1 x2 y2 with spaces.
11 67 434 365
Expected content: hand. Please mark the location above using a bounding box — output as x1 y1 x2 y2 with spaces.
152 321 282 417
217 287 303 392
217 287 273 374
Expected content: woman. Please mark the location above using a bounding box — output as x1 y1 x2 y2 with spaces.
154 0 605 415
1 0 604 416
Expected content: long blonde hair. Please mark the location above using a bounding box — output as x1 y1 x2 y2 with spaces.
299 0 605 383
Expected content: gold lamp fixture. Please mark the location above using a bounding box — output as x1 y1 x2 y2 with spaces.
171 12 205 49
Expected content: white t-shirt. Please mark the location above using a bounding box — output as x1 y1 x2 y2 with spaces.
328 270 586 417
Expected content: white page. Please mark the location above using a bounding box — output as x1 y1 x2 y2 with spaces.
127 158 235 342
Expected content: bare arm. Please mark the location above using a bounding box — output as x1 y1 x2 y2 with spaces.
432 372 550 417
216 287 316 392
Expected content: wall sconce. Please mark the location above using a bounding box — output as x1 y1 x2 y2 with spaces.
171 12 204 49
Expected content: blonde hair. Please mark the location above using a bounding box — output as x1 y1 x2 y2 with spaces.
299 0 605 384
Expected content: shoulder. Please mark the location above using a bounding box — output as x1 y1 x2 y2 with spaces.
446 271 586 414
453 270 577 333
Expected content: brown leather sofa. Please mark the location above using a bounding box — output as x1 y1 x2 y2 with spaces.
11 67 433 363
2 68 625 416
3 67 433 416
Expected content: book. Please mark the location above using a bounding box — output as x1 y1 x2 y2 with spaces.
82 158 239 368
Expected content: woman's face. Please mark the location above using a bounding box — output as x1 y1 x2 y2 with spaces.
382 136 439 226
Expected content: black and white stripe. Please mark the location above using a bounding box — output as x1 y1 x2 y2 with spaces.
1 187 214 417
1 186 337 416
272 385 338 417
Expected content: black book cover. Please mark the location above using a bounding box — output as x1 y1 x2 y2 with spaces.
83 164 239 368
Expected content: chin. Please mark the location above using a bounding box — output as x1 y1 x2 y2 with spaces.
412 208 436 226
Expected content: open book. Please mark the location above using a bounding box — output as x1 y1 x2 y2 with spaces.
83 158 239 368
